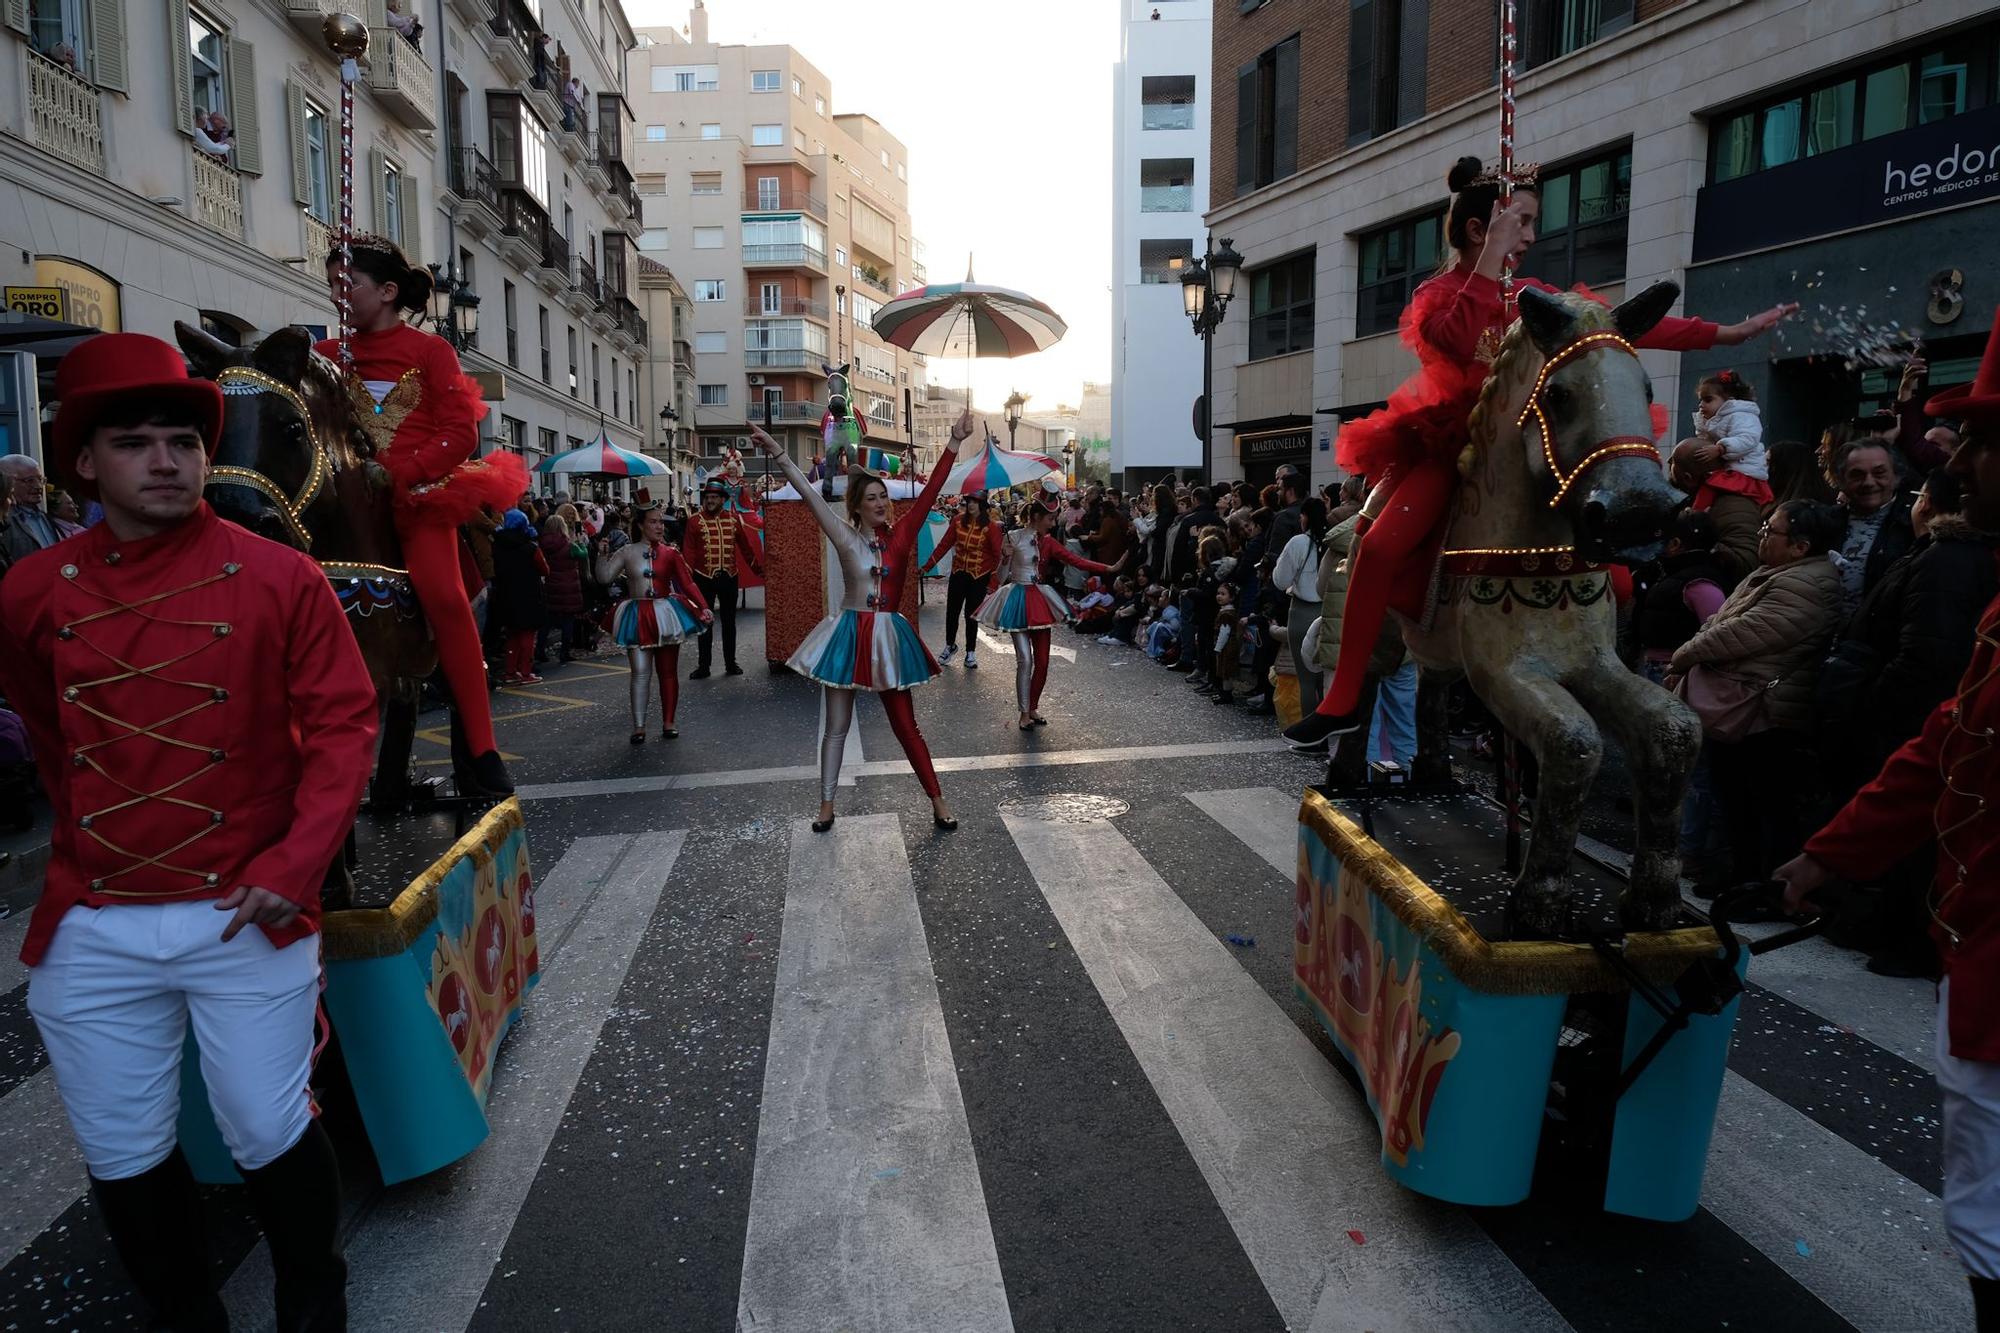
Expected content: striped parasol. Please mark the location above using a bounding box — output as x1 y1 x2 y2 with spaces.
536 430 671 476
870 262 1066 388
943 440 1060 495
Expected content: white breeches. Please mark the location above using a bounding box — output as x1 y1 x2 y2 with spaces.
1940 978 2000 1280
28 901 321 1180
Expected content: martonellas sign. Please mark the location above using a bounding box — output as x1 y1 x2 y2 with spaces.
1692 103 2000 262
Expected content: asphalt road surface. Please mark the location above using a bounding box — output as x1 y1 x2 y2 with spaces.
0 597 1968 1331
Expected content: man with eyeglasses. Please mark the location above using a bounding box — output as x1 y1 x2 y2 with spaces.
1778 313 2000 1329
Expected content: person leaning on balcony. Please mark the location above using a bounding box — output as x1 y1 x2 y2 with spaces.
192 110 233 161
384 0 421 46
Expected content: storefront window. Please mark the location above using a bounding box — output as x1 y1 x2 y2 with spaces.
1759 98 1802 170
1523 146 1630 290
1919 53 1968 123
1246 250 1315 361
1862 65 1910 139
1713 112 1755 181
1354 212 1441 339
1806 80 1855 155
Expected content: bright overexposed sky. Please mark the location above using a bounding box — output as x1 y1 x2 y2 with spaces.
627 0 1119 417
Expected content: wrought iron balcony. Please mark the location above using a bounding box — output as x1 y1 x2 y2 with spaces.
575 256 600 304
447 147 504 237
485 0 537 81
742 188 826 217
850 266 893 297
743 295 829 320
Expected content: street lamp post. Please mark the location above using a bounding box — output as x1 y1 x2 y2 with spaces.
1179 235 1243 488
659 405 679 505
1003 390 1027 452
426 262 481 353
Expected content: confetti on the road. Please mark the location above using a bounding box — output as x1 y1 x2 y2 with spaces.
1347 1230 1367 1246
1795 1239 1812 1258
1226 934 1256 948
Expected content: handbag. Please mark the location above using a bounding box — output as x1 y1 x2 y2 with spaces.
1676 664 1779 743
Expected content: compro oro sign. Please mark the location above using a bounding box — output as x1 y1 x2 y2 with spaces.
1693 103 2000 262
34 258 120 332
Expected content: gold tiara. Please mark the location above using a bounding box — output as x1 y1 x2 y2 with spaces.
1471 162 1541 188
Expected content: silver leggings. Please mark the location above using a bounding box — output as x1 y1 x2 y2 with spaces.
1012 631 1035 713
819 686 855 803
627 648 655 732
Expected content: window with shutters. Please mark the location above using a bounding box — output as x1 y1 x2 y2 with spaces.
1522 0 1633 69
1354 210 1442 337
28 0 87 71
693 226 723 249
695 331 726 353
1348 0 1426 145
567 326 578 396
188 9 223 117
1234 35 1298 198
1520 144 1631 289
699 383 728 405
612 355 619 416
538 305 551 382
381 158 404 245
303 97 332 222
691 171 722 194
504 282 519 368
592 344 601 407
1245 249 1315 361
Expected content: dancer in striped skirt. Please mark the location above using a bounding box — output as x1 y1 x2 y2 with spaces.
595 506 711 743
976 492 1115 730
751 411 971 833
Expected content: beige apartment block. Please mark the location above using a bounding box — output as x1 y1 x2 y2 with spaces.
626 2 928 476
0 0 441 369
1204 0 1999 492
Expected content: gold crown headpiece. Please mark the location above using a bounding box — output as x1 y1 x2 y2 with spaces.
1471 162 1541 189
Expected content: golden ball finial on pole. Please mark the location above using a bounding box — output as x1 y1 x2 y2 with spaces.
322 12 368 58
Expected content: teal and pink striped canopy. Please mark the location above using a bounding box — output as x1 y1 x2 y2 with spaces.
537 430 671 476
943 441 1059 494
869 282 1067 359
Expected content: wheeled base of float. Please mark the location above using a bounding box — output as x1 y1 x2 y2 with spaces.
177 799 538 1185
1294 788 1774 1222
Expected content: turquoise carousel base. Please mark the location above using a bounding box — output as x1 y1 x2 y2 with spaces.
179 800 538 1185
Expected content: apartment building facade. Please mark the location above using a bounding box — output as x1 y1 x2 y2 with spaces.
1111 0 1210 490
625 3 928 475
435 0 647 476
0 0 442 444
1205 0 1999 492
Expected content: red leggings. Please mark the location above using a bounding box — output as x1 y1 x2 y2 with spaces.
1319 460 1456 717
1013 631 1052 712
503 630 536 680
402 519 498 754
880 689 941 797
657 645 680 726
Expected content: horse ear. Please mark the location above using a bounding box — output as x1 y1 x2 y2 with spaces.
1515 286 1573 356
254 326 315 386
1612 281 1683 344
821 363 835 378
175 321 233 377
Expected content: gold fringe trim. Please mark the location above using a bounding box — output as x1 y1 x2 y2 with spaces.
322 799 525 961
1299 791 1722 996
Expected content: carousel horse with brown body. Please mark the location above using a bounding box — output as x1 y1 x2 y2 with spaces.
176 323 463 816
1376 283 1703 938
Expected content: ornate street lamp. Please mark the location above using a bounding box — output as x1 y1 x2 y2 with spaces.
1004 389 1027 451
1182 235 1244 486
426 262 481 351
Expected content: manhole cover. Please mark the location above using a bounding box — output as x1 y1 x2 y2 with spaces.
997 793 1131 824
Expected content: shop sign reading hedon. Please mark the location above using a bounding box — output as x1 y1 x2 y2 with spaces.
1692 103 2000 262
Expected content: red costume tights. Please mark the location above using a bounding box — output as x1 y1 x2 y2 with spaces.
880 689 941 797
401 520 498 754
657 645 680 725
1318 460 1456 718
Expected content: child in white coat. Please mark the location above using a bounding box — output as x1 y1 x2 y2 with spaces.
1680 369 1772 512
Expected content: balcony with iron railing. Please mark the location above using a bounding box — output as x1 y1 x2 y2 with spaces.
616 298 646 350
497 188 547 269
673 340 694 374
742 188 826 217
366 24 436 129
28 48 104 175
535 225 570 294
574 255 600 305
191 146 244 240
749 399 830 424
485 0 537 81
447 147 504 236
558 108 593 166
743 295 829 321
525 64 562 130
604 159 639 223
447 0 494 25
744 348 820 369
850 265 893 297
745 244 828 270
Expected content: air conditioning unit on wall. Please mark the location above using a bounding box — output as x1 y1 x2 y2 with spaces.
748 374 765 386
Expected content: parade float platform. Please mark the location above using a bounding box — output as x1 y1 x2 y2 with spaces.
1295 788 1746 1223
180 799 538 1185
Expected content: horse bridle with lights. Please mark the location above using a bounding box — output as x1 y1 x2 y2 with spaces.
1515 331 1661 509
207 367 334 552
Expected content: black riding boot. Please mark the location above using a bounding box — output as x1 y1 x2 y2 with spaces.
237 1121 347 1333
89 1149 229 1332
1973 1275 1999 1331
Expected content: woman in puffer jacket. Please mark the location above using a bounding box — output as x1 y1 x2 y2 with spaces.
1670 499 1848 890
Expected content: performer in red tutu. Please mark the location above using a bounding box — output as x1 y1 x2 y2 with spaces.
975 491 1115 730
316 235 529 796
1286 155 1795 748
595 504 710 742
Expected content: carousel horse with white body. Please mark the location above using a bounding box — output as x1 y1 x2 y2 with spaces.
1397 282 1703 938
176 323 451 814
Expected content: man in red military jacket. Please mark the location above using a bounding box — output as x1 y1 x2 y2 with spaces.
683 477 764 678
0 333 378 1330
1779 308 2000 1329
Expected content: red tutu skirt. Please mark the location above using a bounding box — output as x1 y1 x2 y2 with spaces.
397 450 532 528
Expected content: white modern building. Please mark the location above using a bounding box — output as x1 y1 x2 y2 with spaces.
1109 0 1209 491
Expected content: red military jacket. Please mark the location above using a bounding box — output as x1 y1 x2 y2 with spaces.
920 516 1003 583
683 508 763 580
1805 572 2000 1061
0 503 379 965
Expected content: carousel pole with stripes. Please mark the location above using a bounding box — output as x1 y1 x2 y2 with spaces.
1499 0 1518 315
323 14 369 372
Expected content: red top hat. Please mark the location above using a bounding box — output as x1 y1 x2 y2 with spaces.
51 333 223 499
1927 306 2000 424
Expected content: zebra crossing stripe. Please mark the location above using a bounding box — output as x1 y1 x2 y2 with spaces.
220 831 686 1332
0 1070 84 1271
1003 807 1569 1333
737 815 1013 1333
1188 786 1973 1331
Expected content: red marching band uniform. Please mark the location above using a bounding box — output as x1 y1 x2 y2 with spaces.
919 507 1004 658
314 322 528 790
1311 267 1720 725
682 489 765 675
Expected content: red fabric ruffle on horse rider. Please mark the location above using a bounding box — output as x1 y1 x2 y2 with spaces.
1335 270 1706 483
315 324 529 528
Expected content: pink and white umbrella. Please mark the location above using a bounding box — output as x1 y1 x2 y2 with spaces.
943 440 1059 495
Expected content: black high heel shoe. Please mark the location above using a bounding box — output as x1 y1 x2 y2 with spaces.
933 812 958 831
630 731 646 745
661 727 679 740
811 813 836 833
